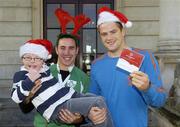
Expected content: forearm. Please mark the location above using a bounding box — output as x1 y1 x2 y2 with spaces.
141 84 167 107
19 101 34 113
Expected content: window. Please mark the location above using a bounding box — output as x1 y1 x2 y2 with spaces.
43 0 114 73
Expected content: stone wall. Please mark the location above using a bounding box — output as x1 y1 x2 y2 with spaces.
0 0 33 126
118 0 160 51
0 0 32 98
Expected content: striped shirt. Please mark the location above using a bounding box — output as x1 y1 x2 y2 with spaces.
11 66 75 121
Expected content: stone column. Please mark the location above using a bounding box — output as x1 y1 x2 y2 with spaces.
156 0 180 93
157 0 180 59
155 0 180 125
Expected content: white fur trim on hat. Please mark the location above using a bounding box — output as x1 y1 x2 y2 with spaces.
97 8 132 28
19 43 49 60
125 21 132 28
97 12 121 26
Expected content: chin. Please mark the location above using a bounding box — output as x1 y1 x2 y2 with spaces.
63 62 73 67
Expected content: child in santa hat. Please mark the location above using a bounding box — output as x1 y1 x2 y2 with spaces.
11 39 114 127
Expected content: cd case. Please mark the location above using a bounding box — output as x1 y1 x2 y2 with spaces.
116 48 144 73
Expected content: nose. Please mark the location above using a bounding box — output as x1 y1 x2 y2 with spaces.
64 48 70 55
30 58 36 62
106 33 113 41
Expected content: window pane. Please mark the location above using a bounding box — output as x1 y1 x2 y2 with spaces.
97 4 110 9
47 29 60 45
47 4 59 28
83 4 96 28
47 29 74 46
62 4 75 28
97 33 107 53
83 29 96 53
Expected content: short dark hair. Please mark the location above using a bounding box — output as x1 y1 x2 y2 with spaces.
115 22 123 31
97 22 124 32
56 34 79 47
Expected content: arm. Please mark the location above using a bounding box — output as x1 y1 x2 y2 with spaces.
18 80 42 113
11 72 35 103
88 65 107 125
89 64 101 95
11 69 41 103
19 101 34 113
130 51 167 107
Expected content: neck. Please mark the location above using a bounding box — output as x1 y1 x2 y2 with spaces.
57 61 74 72
57 62 69 71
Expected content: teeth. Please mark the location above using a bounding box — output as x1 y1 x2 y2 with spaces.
107 41 113 44
28 65 36 69
64 57 71 60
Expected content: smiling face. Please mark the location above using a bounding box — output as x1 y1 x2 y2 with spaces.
98 22 127 57
55 38 79 70
21 53 44 72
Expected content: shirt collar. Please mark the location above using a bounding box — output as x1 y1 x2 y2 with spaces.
57 64 74 73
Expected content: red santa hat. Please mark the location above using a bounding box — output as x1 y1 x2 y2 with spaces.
97 7 132 28
19 39 53 60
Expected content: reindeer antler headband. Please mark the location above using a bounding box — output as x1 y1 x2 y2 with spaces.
55 8 91 38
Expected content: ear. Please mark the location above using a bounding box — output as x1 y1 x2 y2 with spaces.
75 47 79 55
122 28 126 37
55 47 58 55
21 57 24 63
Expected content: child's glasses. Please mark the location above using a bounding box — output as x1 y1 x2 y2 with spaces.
22 56 43 62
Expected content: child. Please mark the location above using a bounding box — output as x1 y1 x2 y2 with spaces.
11 39 114 127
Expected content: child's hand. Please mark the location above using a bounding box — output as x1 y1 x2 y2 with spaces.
28 67 41 82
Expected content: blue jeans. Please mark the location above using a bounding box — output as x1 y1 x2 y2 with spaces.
51 93 114 127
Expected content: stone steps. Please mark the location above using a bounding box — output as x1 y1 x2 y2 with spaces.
0 98 35 127
0 123 33 127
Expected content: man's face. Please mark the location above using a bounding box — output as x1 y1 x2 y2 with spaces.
56 38 79 70
22 53 44 72
98 22 126 56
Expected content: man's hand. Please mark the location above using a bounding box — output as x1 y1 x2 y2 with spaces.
58 109 83 124
25 79 41 104
31 79 42 94
130 71 150 91
88 107 107 125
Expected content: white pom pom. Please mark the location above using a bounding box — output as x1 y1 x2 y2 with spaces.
47 54 52 59
125 21 132 28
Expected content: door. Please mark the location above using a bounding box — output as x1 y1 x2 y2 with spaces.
43 0 114 73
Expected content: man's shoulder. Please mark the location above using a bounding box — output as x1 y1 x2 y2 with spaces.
49 64 57 70
49 64 58 77
72 66 88 76
133 47 153 56
133 48 147 54
91 54 106 65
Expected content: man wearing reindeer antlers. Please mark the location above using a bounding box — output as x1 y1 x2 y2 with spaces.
17 8 108 127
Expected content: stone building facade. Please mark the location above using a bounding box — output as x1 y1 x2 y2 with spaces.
0 0 179 126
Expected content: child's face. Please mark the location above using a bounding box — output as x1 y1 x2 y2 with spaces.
21 53 44 72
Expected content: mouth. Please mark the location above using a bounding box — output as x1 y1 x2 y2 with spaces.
106 41 115 46
63 57 72 61
28 65 37 69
